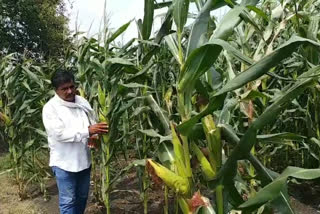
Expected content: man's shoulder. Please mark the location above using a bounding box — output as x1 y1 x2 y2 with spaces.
43 96 58 111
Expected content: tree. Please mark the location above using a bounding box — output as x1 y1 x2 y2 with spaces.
0 0 71 59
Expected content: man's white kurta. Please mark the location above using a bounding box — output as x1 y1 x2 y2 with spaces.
42 94 93 172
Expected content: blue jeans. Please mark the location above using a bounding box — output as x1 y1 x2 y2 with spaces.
52 166 91 214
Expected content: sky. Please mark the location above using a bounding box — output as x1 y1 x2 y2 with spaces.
65 0 162 43
64 0 229 43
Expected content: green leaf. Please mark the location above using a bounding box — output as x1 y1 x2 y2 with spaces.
257 133 306 143
177 94 226 134
211 6 245 40
191 142 215 180
155 5 173 44
128 61 154 82
216 66 320 194
119 82 151 89
239 167 320 210
138 129 171 143
146 95 170 134
186 0 214 57
130 106 151 118
246 5 269 22
158 142 175 169
173 0 189 33
178 37 320 134
22 66 40 85
142 0 154 40
169 124 183 161
179 37 252 94
165 34 181 65
106 21 131 44
106 58 134 65
24 139 35 150
216 36 320 96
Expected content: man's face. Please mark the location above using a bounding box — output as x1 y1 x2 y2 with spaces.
55 81 76 102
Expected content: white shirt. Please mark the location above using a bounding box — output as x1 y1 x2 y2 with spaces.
42 94 94 172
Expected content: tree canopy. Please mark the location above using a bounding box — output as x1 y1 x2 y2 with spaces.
0 0 70 59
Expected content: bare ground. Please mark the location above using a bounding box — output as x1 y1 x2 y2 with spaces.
0 154 319 214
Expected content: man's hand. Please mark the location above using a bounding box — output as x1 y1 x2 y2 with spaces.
89 122 109 136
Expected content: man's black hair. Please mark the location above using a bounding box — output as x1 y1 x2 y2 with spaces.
51 70 75 89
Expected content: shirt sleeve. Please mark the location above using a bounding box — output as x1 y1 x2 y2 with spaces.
42 104 89 143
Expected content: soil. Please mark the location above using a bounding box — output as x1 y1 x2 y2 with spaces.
0 153 319 214
0 153 171 214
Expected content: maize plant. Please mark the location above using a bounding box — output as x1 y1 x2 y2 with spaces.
0 54 52 199
134 0 320 213
1 0 320 213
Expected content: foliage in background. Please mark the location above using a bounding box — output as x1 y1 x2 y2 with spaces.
0 0 71 59
1 0 320 213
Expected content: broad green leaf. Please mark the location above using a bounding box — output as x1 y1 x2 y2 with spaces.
246 5 269 22
173 0 189 33
171 123 186 167
310 137 320 148
154 5 173 44
98 83 106 107
218 97 238 124
142 0 154 40
24 139 35 150
257 132 306 143
239 167 320 209
119 82 151 89
158 142 175 169
146 95 170 134
220 124 292 212
165 34 181 65
217 66 320 191
21 66 41 85
128 61 154 82
186 0 214 56
108 160 146 191
106 21 131 44
307 16 320 41
106 58 134 65
138 129 171 143
191 142 216 180
215 36 320 96
211 6 244 40
179 37 252 94
178 198 191 214
240 90 269 101
177 94 226 134
178 37 320 134
78 41 91 63
232 66 319 158
130 106 150 118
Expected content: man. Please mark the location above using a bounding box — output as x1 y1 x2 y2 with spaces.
42 71 108 214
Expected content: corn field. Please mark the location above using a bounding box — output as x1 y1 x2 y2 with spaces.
1 0 320 213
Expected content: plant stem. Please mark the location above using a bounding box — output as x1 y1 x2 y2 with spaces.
105 137 110 214
216 185 224 214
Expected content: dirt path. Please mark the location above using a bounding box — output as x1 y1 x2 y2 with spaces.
0 170 165 214
0 157 319 214
0 173 58 214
